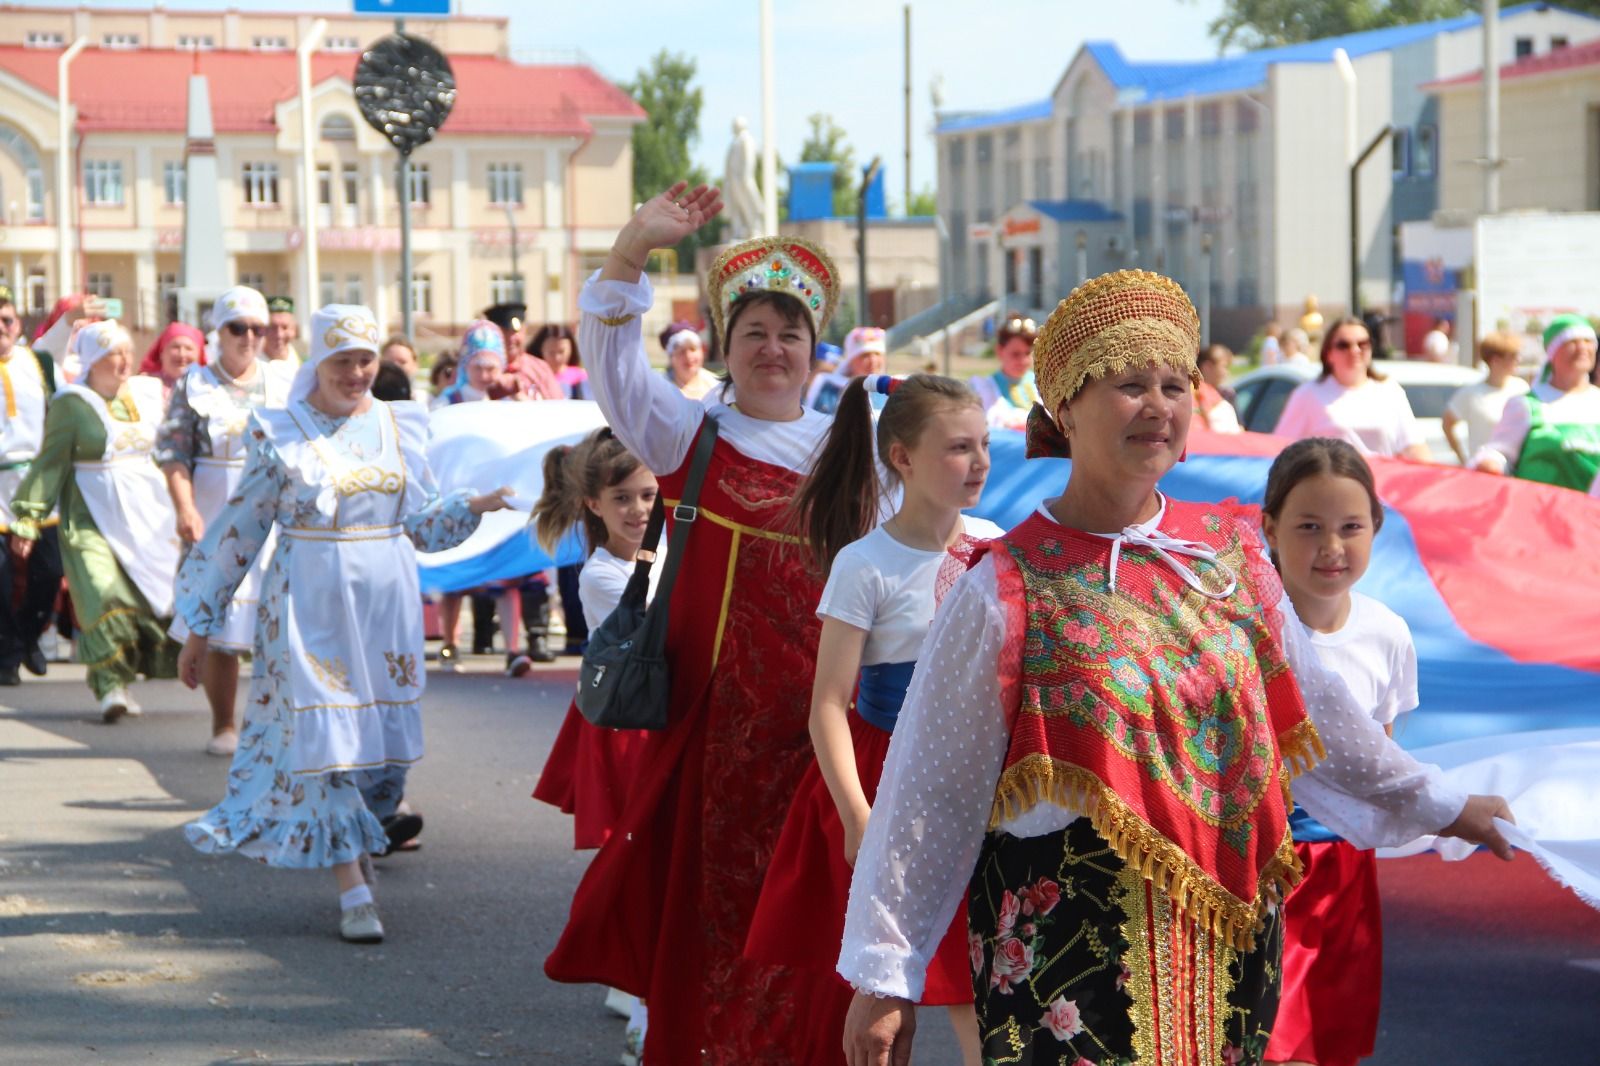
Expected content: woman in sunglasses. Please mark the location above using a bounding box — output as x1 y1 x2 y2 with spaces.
968 315 1040 431
1273 317 1430 461
157 286 295 755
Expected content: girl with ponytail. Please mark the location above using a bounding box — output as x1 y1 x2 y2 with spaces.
746 373 1000 1065
531 427 660 850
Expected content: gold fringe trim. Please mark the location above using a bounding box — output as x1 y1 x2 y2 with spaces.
991 756 1305 951
1277 718 1327 777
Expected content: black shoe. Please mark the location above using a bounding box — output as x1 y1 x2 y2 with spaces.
528 633 556 664
23 646 46 677
0 665 19 686
506 651 533 677
378 812 424 857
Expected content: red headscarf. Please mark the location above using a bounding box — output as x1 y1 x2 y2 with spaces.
31 295 83 344
139 322 208 377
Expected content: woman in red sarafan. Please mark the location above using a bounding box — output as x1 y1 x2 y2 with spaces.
544 182 855 1063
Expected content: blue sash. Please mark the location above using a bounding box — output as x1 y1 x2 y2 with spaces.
856 660 916 733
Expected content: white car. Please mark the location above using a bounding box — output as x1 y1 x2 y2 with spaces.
1229 359 1484 463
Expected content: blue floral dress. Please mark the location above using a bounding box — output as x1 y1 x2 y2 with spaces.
178 399 479 868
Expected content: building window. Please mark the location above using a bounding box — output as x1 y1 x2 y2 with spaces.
1414 125 1437 178
1164 108 1185 141
159 272 179 321
0 126 46 222
946 137 966 212
491 272 523 305
240 272 266 291
974 134 994 223
101 33 141 50
1200 103 1222 137
177 34 214 51
345 274 364 306
86 273 115 298
163 161 186 205
1552 35 1569 50
1133 112 1153 146
84 160 124 205
1235 99 1260 135
1391 127 1411 177
27 269 47 313
252 36 290 52
325 36 361 52
340 160 360 219
317 165 333 205
407 163 431 206
409 273 433 316
319 273 336 306
241 162 280 205
25 31 65 48
321 115 356 142
1515 36 1535 59
488 163 523 206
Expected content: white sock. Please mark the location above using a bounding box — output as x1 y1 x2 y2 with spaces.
340 884 373 911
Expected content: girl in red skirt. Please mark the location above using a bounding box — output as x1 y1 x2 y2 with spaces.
745 374 1001 1064
530 427 661 847
1261 438 1419 1066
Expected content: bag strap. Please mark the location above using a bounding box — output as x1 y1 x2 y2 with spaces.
621 414 720 605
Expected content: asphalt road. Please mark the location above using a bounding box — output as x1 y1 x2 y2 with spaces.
1 661 1596 1065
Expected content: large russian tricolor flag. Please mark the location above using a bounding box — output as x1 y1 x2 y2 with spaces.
973 427 1600 903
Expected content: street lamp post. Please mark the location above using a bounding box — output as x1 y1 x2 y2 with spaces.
1349 125 1392 319
856 156 882 329
55 37 88 297
505 203 521 303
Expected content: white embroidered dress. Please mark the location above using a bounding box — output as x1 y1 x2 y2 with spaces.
179 399 479 867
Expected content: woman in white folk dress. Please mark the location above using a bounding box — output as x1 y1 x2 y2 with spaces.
176 305 509 944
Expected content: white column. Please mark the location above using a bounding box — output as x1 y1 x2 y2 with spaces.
544 146 566 324
9 255 23 303
134 250 158 328
368 153 385 230
1119 108 1135 258
1219 99 1240 303
133 144 154 230
1185 95 1201 286
451 236 471 327
371 248 388 329
450 145 470 231
543 146 564 228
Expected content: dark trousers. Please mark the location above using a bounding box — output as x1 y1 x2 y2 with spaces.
0 527 63 670
556 563 587 649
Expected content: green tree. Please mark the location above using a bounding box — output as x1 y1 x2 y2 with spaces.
621 50 725 270
799 113 857 217
1204 0 1600 50
906 186 938 217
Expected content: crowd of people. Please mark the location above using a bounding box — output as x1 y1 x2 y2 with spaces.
6 170 1592 1065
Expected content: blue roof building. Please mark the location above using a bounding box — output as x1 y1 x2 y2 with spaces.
933 4 1600 346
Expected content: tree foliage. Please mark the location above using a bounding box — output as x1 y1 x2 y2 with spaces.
1204 0 1468 50
906 186 938 217
621 50 724 270
799 113 858 217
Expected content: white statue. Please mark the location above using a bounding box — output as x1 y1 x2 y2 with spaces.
723 116 763 241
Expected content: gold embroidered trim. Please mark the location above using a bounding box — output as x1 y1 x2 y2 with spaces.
596 313 637 327
661 497 804 545
710 529 741 665
991 757 1304 951
1277 717 1327 776
384 651 419 688
291 753 422 776
306 653 354 693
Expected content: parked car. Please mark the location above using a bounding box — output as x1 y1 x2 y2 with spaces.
1230 359 1484 463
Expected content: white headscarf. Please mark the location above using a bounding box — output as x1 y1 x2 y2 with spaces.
72 319 133 378
290 304 382 404
210 286 270 332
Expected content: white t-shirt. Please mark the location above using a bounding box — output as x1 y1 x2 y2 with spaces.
1274 375 1424 457
1297 591 1419 728
578 544 663 630
1445 376 1530 460
816 517 1005 666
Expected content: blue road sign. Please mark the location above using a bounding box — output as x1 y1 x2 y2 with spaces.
353 0 451 15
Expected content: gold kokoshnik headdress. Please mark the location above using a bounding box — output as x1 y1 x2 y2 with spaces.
707 236 840 343
1026 269 1202 458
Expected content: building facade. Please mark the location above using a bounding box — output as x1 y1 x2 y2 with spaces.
0 4 643 344
934 4 1600 345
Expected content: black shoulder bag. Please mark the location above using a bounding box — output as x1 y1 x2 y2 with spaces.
575 414 719 730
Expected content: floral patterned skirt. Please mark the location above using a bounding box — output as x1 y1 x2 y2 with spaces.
968 818 1282 1066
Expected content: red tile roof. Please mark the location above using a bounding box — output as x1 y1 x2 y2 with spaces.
0 45 644 134
1426 37 1600 89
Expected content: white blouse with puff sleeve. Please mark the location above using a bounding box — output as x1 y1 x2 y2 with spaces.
836 504 1467 1002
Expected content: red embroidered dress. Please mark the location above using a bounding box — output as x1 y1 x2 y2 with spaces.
544 430 849 1064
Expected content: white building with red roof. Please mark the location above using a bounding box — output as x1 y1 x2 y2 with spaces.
0 4 644 341
1429 35 1600 215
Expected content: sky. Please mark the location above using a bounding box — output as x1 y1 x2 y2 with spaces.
15 0 1232 206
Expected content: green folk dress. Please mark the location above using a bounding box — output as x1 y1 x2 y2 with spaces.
11 386 178 698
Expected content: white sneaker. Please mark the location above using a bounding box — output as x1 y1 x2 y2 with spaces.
621 1000 647 1065
339 902 384 943
204 731 238 756
123 693 143 717
100 688 131 723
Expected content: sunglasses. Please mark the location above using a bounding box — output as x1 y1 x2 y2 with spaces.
224 322 265 338
1332 338 1372 351
0 316 17 328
